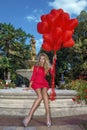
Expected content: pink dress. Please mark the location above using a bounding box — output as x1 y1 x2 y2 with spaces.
30 65 50 90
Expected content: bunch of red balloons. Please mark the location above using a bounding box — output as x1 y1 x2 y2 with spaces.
37 8 78 52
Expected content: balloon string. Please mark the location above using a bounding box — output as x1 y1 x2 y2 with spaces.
49 52 56 101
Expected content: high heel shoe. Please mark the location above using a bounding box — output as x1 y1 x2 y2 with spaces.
47 121 52 127
22 119 28 127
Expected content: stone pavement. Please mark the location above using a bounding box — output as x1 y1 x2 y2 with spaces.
0 125 85 130
0 114 87 130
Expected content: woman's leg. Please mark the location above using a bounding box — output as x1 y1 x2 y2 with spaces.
42 87 51 125
23 88 42 125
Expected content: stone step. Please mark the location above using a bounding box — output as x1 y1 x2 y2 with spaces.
0 99 86 108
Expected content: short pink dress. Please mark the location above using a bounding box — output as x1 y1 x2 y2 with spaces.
30 65 50 90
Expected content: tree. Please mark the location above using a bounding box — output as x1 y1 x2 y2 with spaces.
74 10 87 42
0 23 33 81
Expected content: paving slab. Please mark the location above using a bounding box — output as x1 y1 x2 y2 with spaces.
0 114 87 130
0 125 84 130
3 126 17 130
36 125 83 130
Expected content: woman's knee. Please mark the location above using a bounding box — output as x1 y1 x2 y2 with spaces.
42 88 48 97
35 89 43 100
37 95 43 101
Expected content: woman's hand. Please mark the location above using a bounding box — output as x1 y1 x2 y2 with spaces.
53 54 57 60
23 87 28 91
29 81 33 89
23 81 33 91
28 86 32 90
23 87 32 91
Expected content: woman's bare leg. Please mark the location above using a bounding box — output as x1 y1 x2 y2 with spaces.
42 87 51 125
23 88 42 125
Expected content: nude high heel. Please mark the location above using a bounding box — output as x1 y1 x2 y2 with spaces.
47 121 52 127
22 118 29 127
46 115 52 127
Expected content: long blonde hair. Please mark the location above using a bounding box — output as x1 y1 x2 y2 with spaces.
37 53 51 73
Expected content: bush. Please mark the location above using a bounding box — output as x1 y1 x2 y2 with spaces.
0 79 16 89
64 79 87 104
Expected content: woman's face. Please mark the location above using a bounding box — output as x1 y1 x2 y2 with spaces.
39 56 45 66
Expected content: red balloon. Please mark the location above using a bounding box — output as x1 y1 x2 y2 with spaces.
51 9 63 20
43 33 54 46
57 36 63 44
51 9 64 28
63 30 73 42
60 12 70 30
54 41 62 51
41 15 47 22
66 18 78 30
52 27 62 40
37 21 49 34
42 42 53 51
50 9 58 15
46 14 55 27
63 38 75 48
50 9 59 20
57 9 64 14
54 12 69 30
62 12 70 21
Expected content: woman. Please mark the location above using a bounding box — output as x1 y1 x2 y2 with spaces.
22 53 56 127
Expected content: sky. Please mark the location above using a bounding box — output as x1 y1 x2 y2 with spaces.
0 0 87 53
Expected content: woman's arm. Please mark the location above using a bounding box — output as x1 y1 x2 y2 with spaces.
28 81 33 89
24 66 36 90
30 66 37 82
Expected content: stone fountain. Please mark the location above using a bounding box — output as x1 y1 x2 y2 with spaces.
16 37 37 80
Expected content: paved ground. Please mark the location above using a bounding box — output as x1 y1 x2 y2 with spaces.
0 114 87 130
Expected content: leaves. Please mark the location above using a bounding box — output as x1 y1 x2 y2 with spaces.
0 23 33 82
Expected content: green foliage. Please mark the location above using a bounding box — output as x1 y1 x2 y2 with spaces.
0 23 33 85
64 79 87 104
0 23 32 69
0 79 4 89
75 10 87 42
0 57 11 69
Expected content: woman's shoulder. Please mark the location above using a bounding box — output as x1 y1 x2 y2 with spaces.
34 65 38 68
33 65 39 70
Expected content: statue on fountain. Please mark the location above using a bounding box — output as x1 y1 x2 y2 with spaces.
16 37 37 79
30 37 36 61
28 37 37 70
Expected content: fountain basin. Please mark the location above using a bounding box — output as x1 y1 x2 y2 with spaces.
16 69 32 79
0 88 87 117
